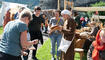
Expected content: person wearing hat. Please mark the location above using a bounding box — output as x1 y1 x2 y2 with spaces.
59 9 76 60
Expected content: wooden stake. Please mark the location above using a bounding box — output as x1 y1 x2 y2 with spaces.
64 0 67 9
58 0 60 10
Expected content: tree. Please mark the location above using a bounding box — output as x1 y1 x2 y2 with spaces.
88 1 105 24
91 1 105 16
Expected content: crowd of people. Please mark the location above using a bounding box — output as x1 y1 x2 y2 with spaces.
0 5 105 60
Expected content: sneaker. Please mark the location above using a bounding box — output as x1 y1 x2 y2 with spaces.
51 57 56 60
32 57 38 60
57 57 60 60
56 58 59 60
43 31 48 34
56 59 59 60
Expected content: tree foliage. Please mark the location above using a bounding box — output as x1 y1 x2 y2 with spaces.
90 1 105 23
91 1 105 7
91 1 105 16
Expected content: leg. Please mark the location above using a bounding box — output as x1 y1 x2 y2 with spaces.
0 52 22 60
49 34 56 59
39 35 43 45
38 32 43 45
45 26 48 33
56 34 62 59
0 52 8 60
30 32 38 60
64 42 74 60
82 39 92 53
61 52 65 60
17 56 22 60
32 44 38 60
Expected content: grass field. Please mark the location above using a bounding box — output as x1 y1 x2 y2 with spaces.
36 39 87 60
0 26 3 34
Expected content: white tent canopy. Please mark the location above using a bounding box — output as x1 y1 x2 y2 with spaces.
0 1 27 26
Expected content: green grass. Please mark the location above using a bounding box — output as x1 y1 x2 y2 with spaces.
36 39 87 60
0 26 3 35
36 39 52 60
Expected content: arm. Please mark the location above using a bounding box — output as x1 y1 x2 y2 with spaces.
49 26 61 33
48 18 53 34
20 30 38 49
45 18 48 27
62 19 76 35
49 19 62 34
48 23 56 34
41 16 45 24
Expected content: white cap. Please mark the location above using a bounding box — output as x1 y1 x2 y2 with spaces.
61 9 71 16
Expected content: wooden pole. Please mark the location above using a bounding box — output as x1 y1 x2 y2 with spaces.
64 0 67 9
72 0 74 9
71 1 72 8
58 0 60 10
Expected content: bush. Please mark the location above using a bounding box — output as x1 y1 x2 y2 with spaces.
91 1 105 7
90 1 105 16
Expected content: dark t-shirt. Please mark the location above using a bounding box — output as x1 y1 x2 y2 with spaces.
28 14 44 32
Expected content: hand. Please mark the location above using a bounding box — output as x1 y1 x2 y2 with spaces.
22 51 28 56
56 26 63 31
28 46 36 50
22 47 27 51
50 25 58 29
32 39 39 44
